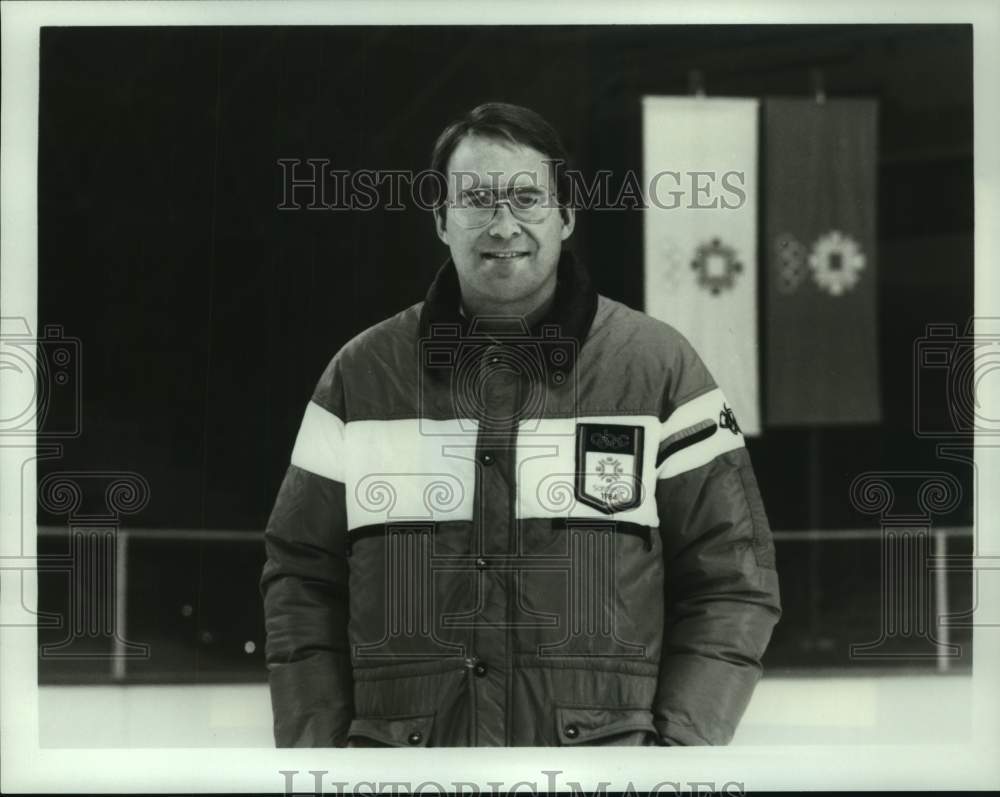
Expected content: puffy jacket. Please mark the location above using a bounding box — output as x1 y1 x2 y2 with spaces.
260 251 781 747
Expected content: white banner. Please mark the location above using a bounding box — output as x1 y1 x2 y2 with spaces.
642 96 761 435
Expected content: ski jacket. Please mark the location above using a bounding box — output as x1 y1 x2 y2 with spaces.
260 252 781 747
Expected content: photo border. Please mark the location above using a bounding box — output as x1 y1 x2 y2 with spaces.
2 0 998 792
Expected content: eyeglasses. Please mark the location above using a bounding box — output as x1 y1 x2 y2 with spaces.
448 187 556 229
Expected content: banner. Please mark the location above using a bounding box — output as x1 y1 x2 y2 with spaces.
764 98 880 426
642 97 761 435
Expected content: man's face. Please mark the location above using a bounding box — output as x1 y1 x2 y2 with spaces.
435 134 575 313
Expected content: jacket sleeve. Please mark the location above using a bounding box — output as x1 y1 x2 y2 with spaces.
651 349 781 746
259 356 354 747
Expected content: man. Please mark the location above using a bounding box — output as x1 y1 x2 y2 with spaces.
260 102 781 747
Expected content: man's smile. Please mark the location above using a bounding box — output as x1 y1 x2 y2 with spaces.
481 250 531 260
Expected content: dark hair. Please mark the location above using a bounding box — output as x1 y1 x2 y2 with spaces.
430 102 573 223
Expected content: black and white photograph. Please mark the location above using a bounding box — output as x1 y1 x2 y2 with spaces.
1 1 998 793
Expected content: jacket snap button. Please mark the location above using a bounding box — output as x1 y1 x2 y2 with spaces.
481 452 494 465
564 724 579 739
475 557 488 569
407 731 422 745
473 662 488 677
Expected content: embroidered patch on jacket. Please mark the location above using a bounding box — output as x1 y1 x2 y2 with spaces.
575 424 644 514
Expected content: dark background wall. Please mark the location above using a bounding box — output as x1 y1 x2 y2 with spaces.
37 25 974 680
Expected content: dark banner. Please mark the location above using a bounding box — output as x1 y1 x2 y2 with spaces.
764 98 881 426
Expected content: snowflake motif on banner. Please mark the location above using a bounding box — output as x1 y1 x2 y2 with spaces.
691 237 743 296
656 236 685 291
774 232 807 295
808 230 866 296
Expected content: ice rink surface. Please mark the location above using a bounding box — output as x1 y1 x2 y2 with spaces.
37 673 972 748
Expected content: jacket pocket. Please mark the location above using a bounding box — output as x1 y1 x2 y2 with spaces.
554 706 658 746
346 713 435 747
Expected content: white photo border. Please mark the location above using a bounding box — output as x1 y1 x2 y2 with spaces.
2 0 998 792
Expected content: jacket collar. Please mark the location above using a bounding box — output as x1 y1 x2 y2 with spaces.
418 249 598 355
